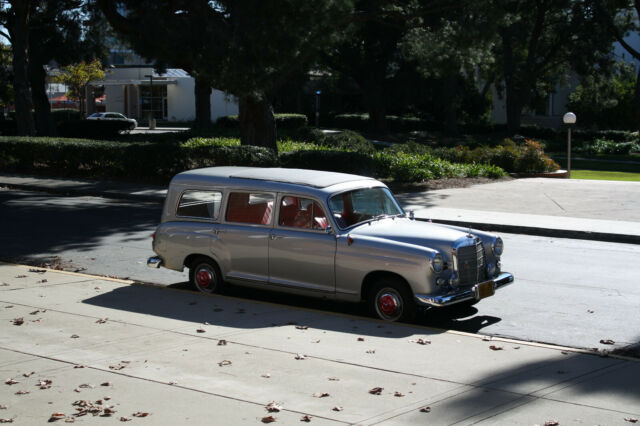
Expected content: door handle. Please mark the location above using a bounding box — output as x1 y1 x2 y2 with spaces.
214 229 226 235
270 234 284 240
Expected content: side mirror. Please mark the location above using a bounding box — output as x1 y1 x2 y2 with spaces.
325 226 333 234
409 211 415 220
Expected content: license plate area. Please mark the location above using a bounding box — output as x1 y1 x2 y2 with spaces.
475 280 495 300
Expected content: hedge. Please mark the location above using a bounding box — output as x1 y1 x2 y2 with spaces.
216 113 309 129
331 114 432 133
57 120 133 139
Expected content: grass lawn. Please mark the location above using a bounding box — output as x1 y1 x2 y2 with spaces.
570 170 640 181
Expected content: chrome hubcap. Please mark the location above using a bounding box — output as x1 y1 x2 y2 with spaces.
378 293 400 316
196 268 213 289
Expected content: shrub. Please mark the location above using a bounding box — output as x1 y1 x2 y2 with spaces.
215 113 309 129
578 138 640 156
331 114 431 133
315 130 376 155
280 150 378 176
51 109 81 123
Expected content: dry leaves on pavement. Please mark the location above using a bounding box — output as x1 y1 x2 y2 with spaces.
332 406 343 412
625 418 638 423
4 379 18 385
300 415 312 422
261 415 277 423
217 339 227 346
294 354 306 360
368 387 383 395
312 392 329 398
420 406 431 413
600 339 615 345
265 402 282 413
131 412 149 417
11 318 24 326
218 360 232 367
489 345 503 351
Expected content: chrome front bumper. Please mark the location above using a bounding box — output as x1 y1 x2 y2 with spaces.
147 256 164 269
414 272 514 307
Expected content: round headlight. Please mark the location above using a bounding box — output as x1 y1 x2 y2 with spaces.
431 253 444 273
492 237 504 256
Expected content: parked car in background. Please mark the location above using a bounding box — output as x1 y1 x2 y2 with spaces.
87 112 137 130
148 167 514 322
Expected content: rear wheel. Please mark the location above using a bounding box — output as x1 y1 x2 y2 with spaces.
189 257 223 294
369 278 416 322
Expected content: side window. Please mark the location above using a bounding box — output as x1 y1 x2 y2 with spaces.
279 196 329 230
226 192 274 225
176 190 222 219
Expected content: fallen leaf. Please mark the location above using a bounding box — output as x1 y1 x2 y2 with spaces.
312 392 329 398
103 407 117 416
218 360 232 367
261 415 277 423
600 339 615 345
420 406 431 413
64 418 75 423
295 354 306 360
29 269 46 273
513 346 521 350
4 305 13 308
119 417 132 422
368 387 383 395
100 382 111 387
73 365 85 369
5 379 18 385
217 340 227 346
0 419 13 423
300 415 312 422
109 364 125 370
544 421 559 426
332 406 343 412
49 413 67 421
15 390 29 395
265 402 282 412
366 350 375 354
328 377 340 381
70 334 79 339
311 340 320 343
12 318 24 326
0 406 6 409
29 310 40 315
15 275 27 278
357 337 365 341
196 328 206 333
587 309 595 313
38 379 52 389
261 374 271 378
74 388 80 393
78 384 93 389
95 318 108 324
489 345 503 351
295 325 309 330
394 391 404 397
482 337 492 341
38 279 48 283
132 412 149 418
625 418 639 423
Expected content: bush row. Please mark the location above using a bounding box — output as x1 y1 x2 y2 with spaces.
0 135 505 183
216 113 309 129
386 139 560 174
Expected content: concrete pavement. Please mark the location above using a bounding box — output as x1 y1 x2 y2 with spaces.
1 262 639 425
1 173 639 244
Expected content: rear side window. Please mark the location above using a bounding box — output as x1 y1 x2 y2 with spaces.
226 192 274 225
176 190 222 219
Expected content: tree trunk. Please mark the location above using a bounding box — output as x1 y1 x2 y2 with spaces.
505 86 523 136
9 0 35 136
29 61 55 136
363 87 387 134
443 74 459 136
635 67 640 131
194 76 212 129
238 94 277 153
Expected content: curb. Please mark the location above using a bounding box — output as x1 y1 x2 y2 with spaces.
1 182 165 203
418 218 640 245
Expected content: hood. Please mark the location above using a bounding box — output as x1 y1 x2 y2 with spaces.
348 218 472 258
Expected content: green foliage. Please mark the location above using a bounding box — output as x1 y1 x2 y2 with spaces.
50 109 82 123
280 150 379 176
312 130 377 155
216 114 309 129
52 60 105 102
568 61 637 130
332 114 431 133
577 139 640 156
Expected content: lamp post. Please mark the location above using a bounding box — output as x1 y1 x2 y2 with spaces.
144 74 155 129
563 112 576 178
315 90 321 128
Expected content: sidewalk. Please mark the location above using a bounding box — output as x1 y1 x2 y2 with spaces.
1 173 640 244
1 262 638 424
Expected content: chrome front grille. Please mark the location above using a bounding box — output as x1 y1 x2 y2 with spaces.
455 240 485 286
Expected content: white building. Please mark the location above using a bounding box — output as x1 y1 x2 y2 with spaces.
91 66 238 123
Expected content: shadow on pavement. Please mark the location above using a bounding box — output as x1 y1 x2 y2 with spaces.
0 190 159 262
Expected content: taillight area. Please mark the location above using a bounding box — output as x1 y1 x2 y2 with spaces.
152 233 155 241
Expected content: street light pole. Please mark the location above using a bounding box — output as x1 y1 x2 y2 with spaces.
563 112 576 179
315 90 321 128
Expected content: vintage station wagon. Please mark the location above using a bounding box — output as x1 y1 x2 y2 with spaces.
148 167 514 321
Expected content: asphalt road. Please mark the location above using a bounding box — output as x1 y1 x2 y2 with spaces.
1 188 639 353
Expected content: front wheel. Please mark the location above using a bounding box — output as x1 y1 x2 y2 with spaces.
189 257 223 294
369 278 416 322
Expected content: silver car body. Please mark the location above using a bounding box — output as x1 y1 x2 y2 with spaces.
149 167 514 307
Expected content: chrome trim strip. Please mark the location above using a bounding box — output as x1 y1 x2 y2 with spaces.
414 272 514 307
147 256 163 269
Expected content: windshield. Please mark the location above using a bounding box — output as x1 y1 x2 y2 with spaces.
329 187 404 229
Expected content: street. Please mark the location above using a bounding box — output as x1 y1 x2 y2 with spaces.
1 188 639 352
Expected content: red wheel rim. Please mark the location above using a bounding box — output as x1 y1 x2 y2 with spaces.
196 268 213 289
379 293 399 316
